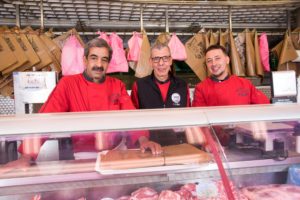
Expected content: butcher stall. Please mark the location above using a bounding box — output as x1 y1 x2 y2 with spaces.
0 104 300 199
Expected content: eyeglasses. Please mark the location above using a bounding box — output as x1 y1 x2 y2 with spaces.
151 56 171 63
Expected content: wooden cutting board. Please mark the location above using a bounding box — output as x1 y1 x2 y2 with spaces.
99 144 211 170
99 149 164 170
163 143 211 165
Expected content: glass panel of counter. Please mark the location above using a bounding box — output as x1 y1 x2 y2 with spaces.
0 125 237 200
210 120 300 199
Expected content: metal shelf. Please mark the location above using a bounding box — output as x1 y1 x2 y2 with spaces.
0 0 299 32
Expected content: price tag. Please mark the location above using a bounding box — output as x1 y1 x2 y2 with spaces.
19 72 47 89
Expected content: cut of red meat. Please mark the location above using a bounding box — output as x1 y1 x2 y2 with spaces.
242 184 300 200
116 196 131 200
181 183 197 196
131 187 158 200
158 190 181 200
176 188 192 200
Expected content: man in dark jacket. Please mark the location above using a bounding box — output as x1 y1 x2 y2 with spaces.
131 43 190 109
131 43 191 145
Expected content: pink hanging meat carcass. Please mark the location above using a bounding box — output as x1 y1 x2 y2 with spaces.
61 35 85 76
127 32 143 62
259 33 270 72
168 33 187 61
106 33 128 73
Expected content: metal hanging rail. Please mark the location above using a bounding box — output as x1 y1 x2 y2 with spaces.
229 6 232 32
120 0 300 6
15 4 20 27
165 9 169 33
40 0 44 30
52 31 287 37
0 0 299 32
140 5 144 32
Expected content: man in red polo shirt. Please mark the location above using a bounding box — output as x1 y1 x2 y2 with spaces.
192 44 269 146
1 38 161 174
192 45 269 107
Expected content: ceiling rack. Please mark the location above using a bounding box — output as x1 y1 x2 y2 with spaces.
0 0 299 32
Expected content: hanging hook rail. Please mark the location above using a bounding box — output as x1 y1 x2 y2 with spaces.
228 6 232 32
40 0 44 30
140 5 144 32
165 9 169 33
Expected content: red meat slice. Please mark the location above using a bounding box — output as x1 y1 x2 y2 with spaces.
158 190 181 200
176 188 192 200
242 184 300 200
131 187 158 200
116 196 131 200
181 183 197 197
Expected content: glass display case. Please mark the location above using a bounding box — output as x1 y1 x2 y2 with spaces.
0 104 300 200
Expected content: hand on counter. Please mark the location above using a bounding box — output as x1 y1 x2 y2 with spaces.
0 154 32 175
138 136 162 155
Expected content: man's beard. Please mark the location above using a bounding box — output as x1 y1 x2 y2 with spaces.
92 66 106 83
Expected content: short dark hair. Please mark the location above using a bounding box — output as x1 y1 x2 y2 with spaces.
84 38 113 61
205 44 228 56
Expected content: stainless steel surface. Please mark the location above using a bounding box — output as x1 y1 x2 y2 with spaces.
0 95 15 115
0 0 299 31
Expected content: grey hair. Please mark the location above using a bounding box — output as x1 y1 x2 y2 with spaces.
150 43 171 56
84 38 113 61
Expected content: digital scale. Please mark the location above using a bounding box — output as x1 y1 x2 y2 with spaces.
227 122 298 160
